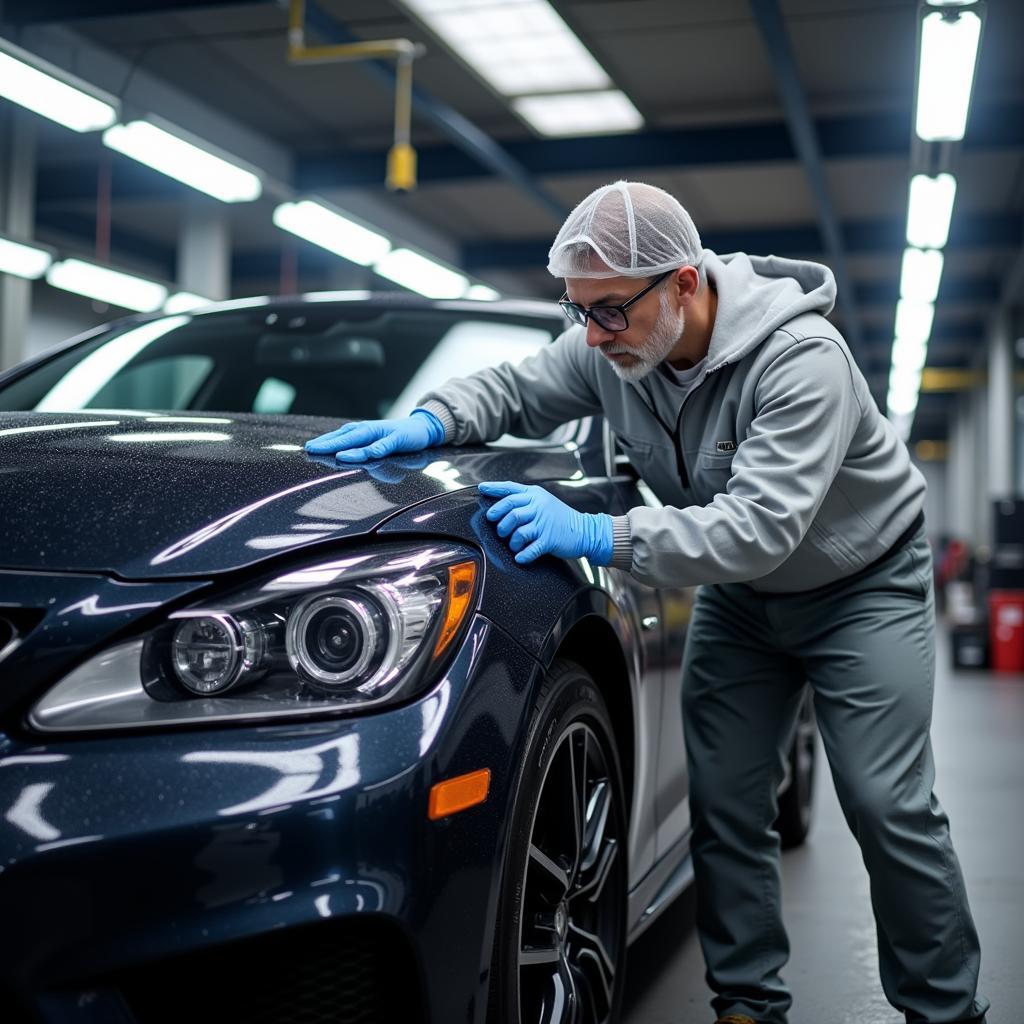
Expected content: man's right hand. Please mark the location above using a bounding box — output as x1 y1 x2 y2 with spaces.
304 409 445 463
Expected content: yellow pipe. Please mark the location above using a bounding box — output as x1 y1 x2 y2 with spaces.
920 368 986 391
288 0 420 190
289 40 419 64
914 440 949 462
387 53 416 191
288 0 304 51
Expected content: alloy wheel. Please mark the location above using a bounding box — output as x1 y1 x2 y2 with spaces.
517 722 625 1024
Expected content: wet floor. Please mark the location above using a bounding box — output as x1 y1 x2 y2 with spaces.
623 628 1024 1024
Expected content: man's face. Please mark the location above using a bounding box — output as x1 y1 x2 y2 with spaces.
565 274 685 382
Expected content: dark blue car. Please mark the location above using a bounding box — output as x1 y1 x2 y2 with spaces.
0 294 815 1024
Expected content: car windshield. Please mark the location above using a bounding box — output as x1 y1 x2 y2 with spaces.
0 302 560 421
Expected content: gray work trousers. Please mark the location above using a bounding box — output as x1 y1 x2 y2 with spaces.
681 523 989 1023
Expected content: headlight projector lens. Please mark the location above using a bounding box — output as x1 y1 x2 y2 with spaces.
171 614 243 695
287 594 388 690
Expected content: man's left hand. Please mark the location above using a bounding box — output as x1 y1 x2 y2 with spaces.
478 481 613 566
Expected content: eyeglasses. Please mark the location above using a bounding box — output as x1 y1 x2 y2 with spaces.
558 270 672 333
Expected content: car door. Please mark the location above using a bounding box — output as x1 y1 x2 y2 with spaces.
602 423 694 859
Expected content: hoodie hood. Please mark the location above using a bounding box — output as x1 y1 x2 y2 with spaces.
701 249 837 370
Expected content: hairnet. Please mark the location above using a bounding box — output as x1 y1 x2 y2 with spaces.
547 180 703 279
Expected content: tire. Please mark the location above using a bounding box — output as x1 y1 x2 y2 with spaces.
774 686 816 849
487 658 628 1024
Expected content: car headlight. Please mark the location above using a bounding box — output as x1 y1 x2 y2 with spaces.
28 543 479 733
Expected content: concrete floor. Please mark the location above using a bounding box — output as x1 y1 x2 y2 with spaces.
623 627 1024 1024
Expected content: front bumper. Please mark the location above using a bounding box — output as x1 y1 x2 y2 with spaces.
0 614 541 1024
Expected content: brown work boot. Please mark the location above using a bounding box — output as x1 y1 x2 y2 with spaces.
714 1016 759 1024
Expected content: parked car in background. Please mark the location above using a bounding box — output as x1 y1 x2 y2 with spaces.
0 293 816 1024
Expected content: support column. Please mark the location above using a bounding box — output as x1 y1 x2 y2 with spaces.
948 396 975 542
1014 312 1024 494
970 381 989 548
987 309 1014 502
0 107 38 370
177 195 230 301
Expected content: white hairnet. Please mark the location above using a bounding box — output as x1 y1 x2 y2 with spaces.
547 180 703 279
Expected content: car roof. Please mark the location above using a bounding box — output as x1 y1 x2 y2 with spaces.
184 291 563 322
0 292 568 390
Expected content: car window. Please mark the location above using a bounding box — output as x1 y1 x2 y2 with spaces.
0 305 572 448
252 377 297 414
388 320 552 418
82 355 214 411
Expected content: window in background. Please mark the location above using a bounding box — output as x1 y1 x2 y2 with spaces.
253 377 297 414
387 320 552 417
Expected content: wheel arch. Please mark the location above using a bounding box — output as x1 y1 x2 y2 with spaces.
536 594 638 827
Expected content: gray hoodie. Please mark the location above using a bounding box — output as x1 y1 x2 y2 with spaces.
417 249 926 592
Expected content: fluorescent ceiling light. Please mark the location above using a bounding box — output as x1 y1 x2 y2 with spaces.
887 364 922 416
0 235 52 279
273 200 391 267
459 40 610 95
465 284 501 301
46 258 168 312
886 390 919 420
403 0 612 95
890 335 928 374
164 291 214 314
915 9 982 141
0 38 117 132
374 248 468 299
888 410 914 442
513 90 643 137
899 247 944 303
103 120 262 203
894 298 935 344
906 173 957 248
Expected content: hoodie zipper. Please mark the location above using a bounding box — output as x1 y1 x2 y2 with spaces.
637 364 728 490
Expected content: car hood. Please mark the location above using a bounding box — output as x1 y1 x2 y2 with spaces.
0 411 583 579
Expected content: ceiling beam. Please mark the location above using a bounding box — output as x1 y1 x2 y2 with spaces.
460 214 1022 270
3 0 257 22
749 0 864 356
856 274 1000 307
37 158 190 205
295 101 1024 191
35 208 176 280
861 319 986 348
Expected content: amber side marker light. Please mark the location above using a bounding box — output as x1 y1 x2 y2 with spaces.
433 559 476 659
429 767 490 820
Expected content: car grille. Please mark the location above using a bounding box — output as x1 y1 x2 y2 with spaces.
117 917 424 1024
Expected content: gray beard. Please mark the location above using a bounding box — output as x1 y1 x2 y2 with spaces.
601 291 686 382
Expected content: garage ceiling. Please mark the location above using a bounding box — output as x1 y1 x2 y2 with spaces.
5 0 1024 443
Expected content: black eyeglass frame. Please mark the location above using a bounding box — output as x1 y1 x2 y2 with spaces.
558 269 673 333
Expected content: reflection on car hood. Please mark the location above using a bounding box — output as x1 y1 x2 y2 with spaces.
0 411 583 579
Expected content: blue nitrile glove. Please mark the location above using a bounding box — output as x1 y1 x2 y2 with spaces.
305 409 444 463
478 481 614 566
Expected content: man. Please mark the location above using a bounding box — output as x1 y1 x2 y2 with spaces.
306 181 989 1024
